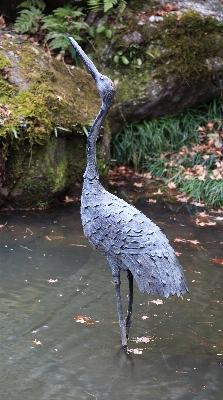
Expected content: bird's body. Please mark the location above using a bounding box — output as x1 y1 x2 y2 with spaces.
81 178 187 298
68 37 189 353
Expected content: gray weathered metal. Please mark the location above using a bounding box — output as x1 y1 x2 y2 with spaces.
68 37 189 353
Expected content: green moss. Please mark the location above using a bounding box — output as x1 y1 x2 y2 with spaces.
4 136 83 206
95 9 223 106
0 54 16 103
0 53 11 70
0 39 112 207
0 41 102 146
157 10 222 83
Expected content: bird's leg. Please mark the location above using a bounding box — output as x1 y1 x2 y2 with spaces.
126 269 133 339
113 270 128 353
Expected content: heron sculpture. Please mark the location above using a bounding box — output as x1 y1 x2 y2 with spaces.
68 37 189 353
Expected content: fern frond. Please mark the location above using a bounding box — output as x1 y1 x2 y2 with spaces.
47 36 68 51
14 1 45 33
118 0 126 13
87 0 103 11
104 0 118 13
41 19 65 32
68 21 89 32
14 8 44 33
46 34 82 51
45 30 65 41
53 7 85 19
87 0 126 13
17 0 45 12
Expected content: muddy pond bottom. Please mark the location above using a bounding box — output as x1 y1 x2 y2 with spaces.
0 202 222 400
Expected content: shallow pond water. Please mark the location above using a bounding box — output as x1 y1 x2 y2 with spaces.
0 201 222 400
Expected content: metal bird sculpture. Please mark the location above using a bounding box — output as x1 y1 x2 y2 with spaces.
68 37 189 353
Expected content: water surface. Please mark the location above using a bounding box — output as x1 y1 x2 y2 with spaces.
0 202 222 399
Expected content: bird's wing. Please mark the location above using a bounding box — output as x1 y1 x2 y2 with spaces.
81 183 188 298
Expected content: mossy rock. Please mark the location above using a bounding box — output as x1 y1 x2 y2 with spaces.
93 7 223 133
0 37 112 208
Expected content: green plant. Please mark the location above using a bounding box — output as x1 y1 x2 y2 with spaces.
179 177 223 208
87 0 126 13
113 44 141 66
112 97 223 207
96 25 113 39
72 120 95 136
112 97 223 169
41 5 91 55
14 0 46 33
14 2 92 58
54 126 70 137
159 11 221 84
36 200 49 208
113 50 129 65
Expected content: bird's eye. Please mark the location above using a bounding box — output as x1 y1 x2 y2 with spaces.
100 75 104 80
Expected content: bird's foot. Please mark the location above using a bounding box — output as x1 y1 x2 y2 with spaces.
123 344 130 354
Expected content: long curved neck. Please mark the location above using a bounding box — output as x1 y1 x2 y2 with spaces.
84 104 108 180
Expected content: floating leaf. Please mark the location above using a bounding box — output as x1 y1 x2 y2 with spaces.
150 299 163 305
128 348 143 354
74 315 94 325
31 339 42 346
131 336 153 343
211 258 223 265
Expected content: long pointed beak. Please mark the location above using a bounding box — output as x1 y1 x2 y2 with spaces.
68 37 99 82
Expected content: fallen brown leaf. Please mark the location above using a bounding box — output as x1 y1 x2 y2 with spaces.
196 219 216 227
147 199 157 203
133 182 143 188
211 258 223 265
0 14 6 29
174 238 200 245
31 339 42 345
131 336 153 343
143 172 152 179
191 201 205 207
162 3 179 12
128 348 143 354
75 315 93 324
168 181 176 189
150 299 163 305
68 244 87 247
153 189 163 195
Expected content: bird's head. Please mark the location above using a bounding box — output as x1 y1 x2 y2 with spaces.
68 37 116 109
95 74 116 109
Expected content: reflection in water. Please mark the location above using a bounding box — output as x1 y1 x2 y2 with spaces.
0 202 222 399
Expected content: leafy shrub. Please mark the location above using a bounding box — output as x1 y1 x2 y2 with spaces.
41 5 91 53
